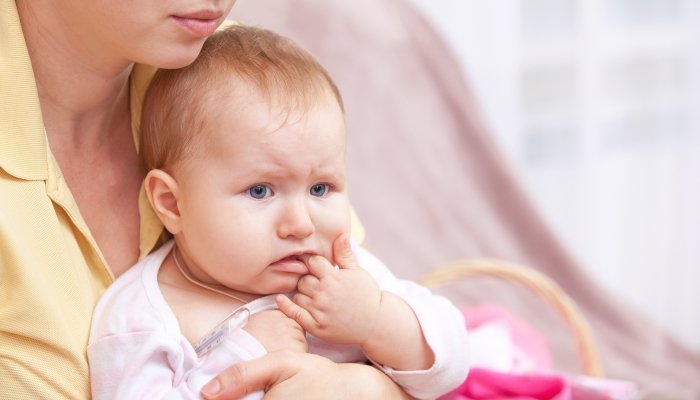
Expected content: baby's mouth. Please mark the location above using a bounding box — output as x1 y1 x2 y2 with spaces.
269 254 309 274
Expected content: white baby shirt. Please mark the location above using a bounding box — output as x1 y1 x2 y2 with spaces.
88 240 469 399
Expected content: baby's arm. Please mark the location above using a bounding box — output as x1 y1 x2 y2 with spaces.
359 290 434 370
89 310 305 400
88 258 270 400
243 309 308 354
351 242 470 399
276 234 469 399
88 331 203 399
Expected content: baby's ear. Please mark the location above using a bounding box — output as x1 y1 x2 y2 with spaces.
144 169 182 234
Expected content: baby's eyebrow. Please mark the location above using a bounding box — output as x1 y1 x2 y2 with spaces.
234 157 346 182
311 166 346 181
236 168 340 182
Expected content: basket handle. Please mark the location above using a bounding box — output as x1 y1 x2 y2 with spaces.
417 258 603 377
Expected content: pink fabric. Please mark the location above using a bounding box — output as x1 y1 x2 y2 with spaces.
229 1 700 397
442 306 636 400
447 369 636 400
88 240 468 400
462 305 552 371
455 369 565 400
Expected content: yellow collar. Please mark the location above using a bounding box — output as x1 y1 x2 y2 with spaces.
0 0 47 180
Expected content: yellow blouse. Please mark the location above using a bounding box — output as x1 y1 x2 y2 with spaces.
0 2 365 398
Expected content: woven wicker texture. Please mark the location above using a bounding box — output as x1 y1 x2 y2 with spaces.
418 259 603 378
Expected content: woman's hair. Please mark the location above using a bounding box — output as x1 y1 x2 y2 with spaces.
139 24 344 174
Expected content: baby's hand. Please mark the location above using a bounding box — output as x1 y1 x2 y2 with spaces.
276 234 382 346
243 309 308 353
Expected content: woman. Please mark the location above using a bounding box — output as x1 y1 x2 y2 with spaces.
0 0 414 398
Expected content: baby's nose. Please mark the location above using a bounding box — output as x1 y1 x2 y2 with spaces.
277 203 315 239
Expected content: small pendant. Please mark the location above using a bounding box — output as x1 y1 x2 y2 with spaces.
193 307 250 358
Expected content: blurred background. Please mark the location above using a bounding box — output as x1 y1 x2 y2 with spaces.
406 0 700 352
231 0 700 390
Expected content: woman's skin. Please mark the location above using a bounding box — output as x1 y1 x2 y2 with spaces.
201 350 417 400
15 0 416 398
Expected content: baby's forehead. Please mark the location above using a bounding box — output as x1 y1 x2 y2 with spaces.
220 73 341 116
199 86 346 155
173 89 346 182
139 25 346 176
207 80 344 131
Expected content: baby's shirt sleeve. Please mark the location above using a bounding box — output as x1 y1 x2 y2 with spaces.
88 328 265 400
351 240 469 400
88 330 201 399
88 257 204 399
87 246 265 400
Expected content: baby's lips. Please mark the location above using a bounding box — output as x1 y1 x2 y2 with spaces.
269 258 310 274
292 252 327 267
297 253 312 264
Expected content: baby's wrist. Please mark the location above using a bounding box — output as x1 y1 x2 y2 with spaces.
359 291 433 371
359 291 394 356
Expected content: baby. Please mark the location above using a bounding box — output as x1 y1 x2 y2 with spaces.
88 25 468 400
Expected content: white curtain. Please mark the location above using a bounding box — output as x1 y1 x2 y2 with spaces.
408 0 700 350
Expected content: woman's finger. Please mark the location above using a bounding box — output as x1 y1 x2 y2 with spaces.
201 350 300 399
332 233 360 270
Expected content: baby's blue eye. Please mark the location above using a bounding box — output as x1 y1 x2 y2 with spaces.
310 184 329 197
247 185 272 199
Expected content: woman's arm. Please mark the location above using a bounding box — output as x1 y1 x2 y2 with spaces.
201 351 417 400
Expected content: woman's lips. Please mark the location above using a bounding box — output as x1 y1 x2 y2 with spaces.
171 12 222 37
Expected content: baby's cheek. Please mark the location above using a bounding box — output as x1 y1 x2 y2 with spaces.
332 197 352 232
311 196 350 258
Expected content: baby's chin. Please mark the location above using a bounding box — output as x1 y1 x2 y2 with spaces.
253 274 304 295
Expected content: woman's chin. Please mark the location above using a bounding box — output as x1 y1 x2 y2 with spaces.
139 43 206 69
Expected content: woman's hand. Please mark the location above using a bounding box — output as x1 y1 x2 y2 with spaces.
242 310 308 353
200 351 417 400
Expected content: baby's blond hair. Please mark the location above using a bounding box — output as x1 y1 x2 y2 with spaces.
140 24 343 174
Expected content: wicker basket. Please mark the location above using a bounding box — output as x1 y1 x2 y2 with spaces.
417 258 603 378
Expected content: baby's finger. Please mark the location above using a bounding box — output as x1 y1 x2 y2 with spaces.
275 294 317 331
297 274 320 296
291 292 314 311
333 233 360 270
298 254 335 278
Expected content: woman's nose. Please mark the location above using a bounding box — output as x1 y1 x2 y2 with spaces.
277 202 315 239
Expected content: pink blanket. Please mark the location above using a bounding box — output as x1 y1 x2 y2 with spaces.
443 306 636 400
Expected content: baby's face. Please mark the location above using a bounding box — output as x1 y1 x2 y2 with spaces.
173 92 350 295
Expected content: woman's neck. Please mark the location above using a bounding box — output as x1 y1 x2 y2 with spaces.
16 0 145 276
17 0 133 148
